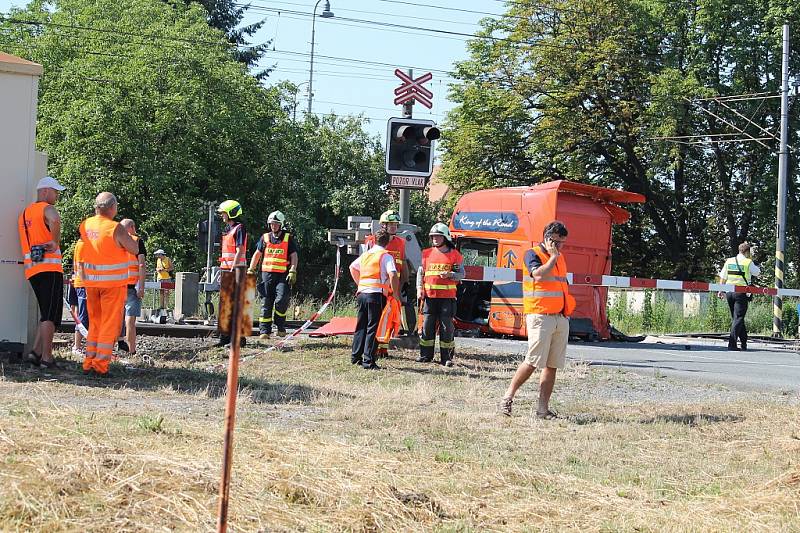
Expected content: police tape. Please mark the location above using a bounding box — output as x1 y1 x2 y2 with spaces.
462 266 800 297
62 296 89 337
265 240 345 352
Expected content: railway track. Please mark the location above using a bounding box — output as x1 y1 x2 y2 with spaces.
58 319 327 338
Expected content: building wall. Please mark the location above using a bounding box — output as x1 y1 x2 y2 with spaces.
0 54 43 353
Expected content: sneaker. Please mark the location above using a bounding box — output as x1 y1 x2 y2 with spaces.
117 340 130 353
259 333 271 340
362 362 380 370
415 355 433 363
443 359 453 367
25 351 41 367
499 397 513 417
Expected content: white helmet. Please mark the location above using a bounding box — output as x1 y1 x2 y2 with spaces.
268 210 286 228
429 223 451 241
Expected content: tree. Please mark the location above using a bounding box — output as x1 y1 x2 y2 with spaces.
442 0 800 281
178 0 270 71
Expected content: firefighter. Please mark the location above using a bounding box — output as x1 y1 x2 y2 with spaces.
364 209 412 357
416 223 464 366
79 192 140 376
216 199 247 347
17 176 66 368
217 200 247 270
248 210 298 339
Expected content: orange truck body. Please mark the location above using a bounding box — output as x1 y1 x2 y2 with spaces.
449 180 645 340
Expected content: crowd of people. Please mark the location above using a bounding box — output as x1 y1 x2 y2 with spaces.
16 177 759 415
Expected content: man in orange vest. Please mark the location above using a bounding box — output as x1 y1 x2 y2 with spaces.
417 223 464 366
248 210 298 339
500 221 576 419
117 219 146 357
79 192 140 376
349 229 399 370
17 176 66 369
216 199 247 347
364 209 412 355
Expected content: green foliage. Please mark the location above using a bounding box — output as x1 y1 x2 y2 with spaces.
136 414 165 433
1 0 413 299
442 0 800 281
610 290 798 338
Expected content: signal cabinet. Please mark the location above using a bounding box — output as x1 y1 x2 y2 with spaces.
0 53 44 355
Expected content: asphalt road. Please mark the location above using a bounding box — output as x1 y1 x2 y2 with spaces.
457 335 800 393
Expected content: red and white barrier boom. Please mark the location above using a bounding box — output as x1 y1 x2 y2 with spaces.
462 266 800 297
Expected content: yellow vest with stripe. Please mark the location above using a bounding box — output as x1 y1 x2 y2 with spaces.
723 256 752 286
522 244 576 316
261 232 291 273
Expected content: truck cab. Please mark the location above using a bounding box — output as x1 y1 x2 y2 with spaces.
449 180 644 339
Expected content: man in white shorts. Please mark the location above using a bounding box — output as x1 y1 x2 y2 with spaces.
500 221 576 419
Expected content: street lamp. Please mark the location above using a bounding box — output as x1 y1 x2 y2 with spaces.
308 0 334 115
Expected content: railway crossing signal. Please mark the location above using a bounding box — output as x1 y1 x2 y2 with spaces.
385 117 440 178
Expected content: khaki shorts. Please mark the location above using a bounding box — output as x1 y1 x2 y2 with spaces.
524 313 569 369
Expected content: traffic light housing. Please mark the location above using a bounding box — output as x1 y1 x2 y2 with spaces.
385 117 440 177
197 217 222 251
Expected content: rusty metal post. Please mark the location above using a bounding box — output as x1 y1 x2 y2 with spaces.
216 266 247 533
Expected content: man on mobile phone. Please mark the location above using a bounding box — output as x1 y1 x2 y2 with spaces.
500 221 575 419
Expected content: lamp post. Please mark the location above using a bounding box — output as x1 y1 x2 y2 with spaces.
308 0 334 115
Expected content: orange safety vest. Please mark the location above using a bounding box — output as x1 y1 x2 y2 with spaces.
72 240 85 288
127 235 142 286
376 295 402 344
17 201 63 279
261 232 291 273
421 246 463 299
357 248 391 295
522 244 576 316
79 215 130 288
366 234 406 272
221 223 247 269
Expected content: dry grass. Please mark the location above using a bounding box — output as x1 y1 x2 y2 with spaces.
1 337 799 532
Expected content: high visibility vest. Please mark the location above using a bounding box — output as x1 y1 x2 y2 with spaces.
221 223 247 269
72 240 85 288
421 246 463 299
17 201 63 279
261 232 291 273
723 256 752 286
376 296 402 344
366 234 406 272
357 248 391 294
127 235 141 286
156 257 172 280
79 215 130 288
522 244 576 316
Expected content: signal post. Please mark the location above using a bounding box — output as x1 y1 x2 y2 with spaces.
388 68 439 223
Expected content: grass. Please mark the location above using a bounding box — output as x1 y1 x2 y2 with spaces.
609 290 800 337
0 338 798 531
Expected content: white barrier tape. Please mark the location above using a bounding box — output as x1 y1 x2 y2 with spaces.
63 296 89 337
464 266 800 297
264 241 345 353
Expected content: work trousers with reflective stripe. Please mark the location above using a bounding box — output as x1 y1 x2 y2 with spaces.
84 286 126 374
420 298 456 363
258 272 290 334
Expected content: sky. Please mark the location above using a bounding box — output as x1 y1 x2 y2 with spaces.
0 0 508 140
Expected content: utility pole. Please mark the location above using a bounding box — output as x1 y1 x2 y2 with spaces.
773 24 790 337
399 68 413 224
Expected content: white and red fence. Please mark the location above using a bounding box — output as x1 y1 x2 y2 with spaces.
462 266 800 297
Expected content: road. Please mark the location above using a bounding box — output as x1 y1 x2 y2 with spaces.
457 335 800 393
